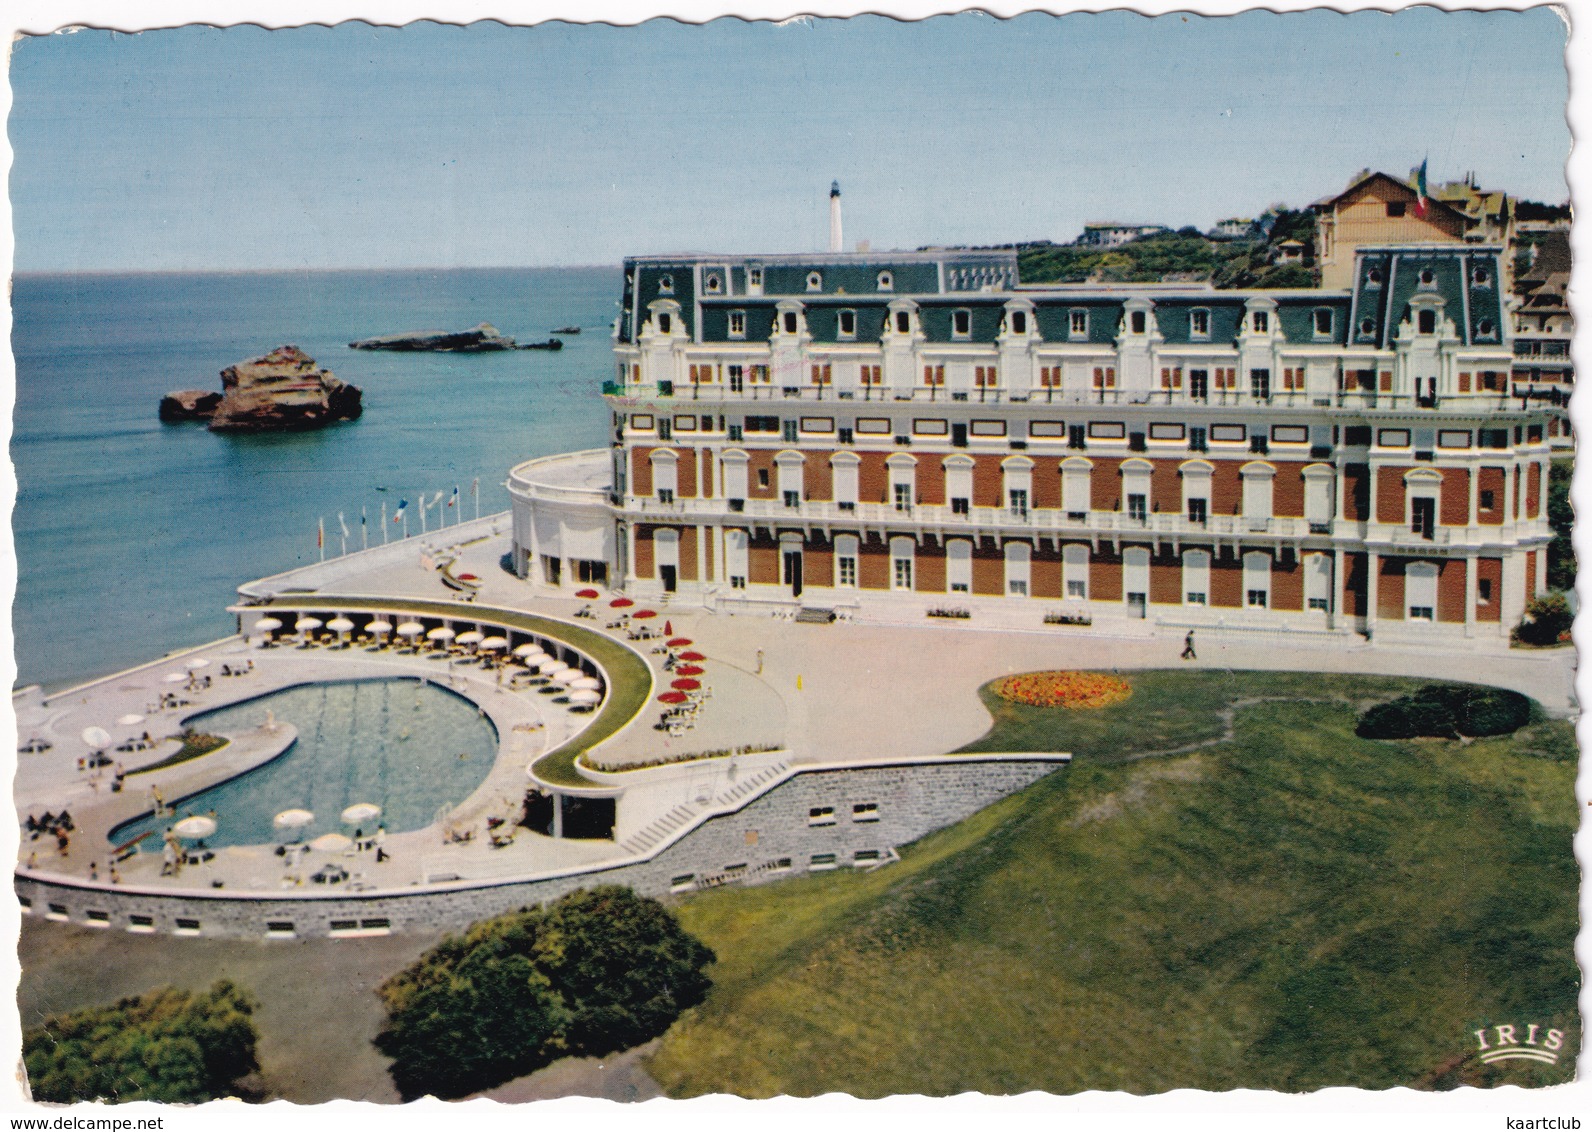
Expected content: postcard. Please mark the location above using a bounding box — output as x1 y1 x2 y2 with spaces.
3 2 1583 1127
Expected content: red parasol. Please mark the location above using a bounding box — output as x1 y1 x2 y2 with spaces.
664 620 673 635
610 597 634 608
674 665 704 676
678 651 706 662
667 637 692 648
657 691 689 704
576 589 599 599
670 678 701 691
632 610 657 620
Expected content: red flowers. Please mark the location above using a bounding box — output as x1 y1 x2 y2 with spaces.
992 670 1132 710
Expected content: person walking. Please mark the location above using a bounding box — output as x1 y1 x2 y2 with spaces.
1181 630 1197 661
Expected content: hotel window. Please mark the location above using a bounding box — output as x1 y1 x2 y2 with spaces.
1243 551 1271 608
1009 310 1027 334
877 271 893 292
1062 459 1092 517
810 363 832 386
975 365 998 388
895 310 911 334
1159 366 1183 391
838 309 857 339
728 364 745 393
834 534 859 587
1251 311 1269 334
1478 577 1493 605
1040 365 1062 388
1418 309 1437 334
748 265 763 289
705 273 722 294
807 271 823 292
728 310 746 339
1005 541 1032 597
1188 369 1208 401
1092 366 1117 390
1313 308 1334 338
890 536 915 591
809 806 837 826
657 313 673 335
1407 562 1438 621
860 364 882 386
947 539 973 592
1063 544 1089 599
688 364 713 385
1213 367 1237 392
782 311 798 334
1304 467 1335 528
1182 549 1210 606
831 454 859 510
945 457 973 515
1190 308 1210 338
1281 368 1305 392
650 451 678 504
1418 268 1436 286
1241 464 1275 529
952 309 972 339
923 365 946 387
1130 310 1147 334
1069 309 1088 339
853 802 880 822
1386 201 1407 218
1473 265 1491 286
658 274 674 295
1124 548 1149 617
1305 553 1332 612
1004 459 1033 517
724 529 749 588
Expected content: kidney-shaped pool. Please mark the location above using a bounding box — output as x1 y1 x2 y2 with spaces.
110 677 499 849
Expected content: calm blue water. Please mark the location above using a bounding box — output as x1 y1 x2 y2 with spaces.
12 268 618 689
107 678 499 850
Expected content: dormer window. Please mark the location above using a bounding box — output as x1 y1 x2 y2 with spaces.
1130 310 1147 334
1417 309 1437 334
748 265 763 289
1418 268 1436 287
782 311 798 334
1386 201 1407 218
838 309 857 339
705 273 723 294
1069 309 1088 339
1313 308 1334 338
806 271 823 292
952 309 972 339
894 310 910 334
1477 318 1496 338
728 310 746 339
1360 317 1376 337
877 271 894 292
1366 268 1384 286
657 312 672 334
658 274 674 295
1009 310 1027 334
1190 308 1210 338
1251 311 1269 334
1472 266 1491 286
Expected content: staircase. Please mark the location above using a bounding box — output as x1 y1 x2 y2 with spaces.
617 758 790 856
794 607 837 624
620 804 699 855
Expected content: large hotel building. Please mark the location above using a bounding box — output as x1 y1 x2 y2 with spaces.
510 244 1553 645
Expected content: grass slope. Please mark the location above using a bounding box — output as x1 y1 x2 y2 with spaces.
648 672 1577 1097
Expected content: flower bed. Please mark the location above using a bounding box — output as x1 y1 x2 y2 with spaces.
991 670 1132 710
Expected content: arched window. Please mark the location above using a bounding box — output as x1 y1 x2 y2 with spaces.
705 273 722 294
1303 464 1335 528
1418 309 1437 334
1305 552 1332 612
1240 462 1276 530
1121 458 1152 525
944 455 974 516
723 529 748 589
1063 544 1089 599
1061 456 1093 518
830 452 860 511
877 271 894 292
887 453 917 513
1002 456 1034 519
1124 547 1150 617
1243 551 1271 608
1405 469 1442 540
649 450 679 504
834 534 859 588
1182 549 1210 606
806 271 823 292
1181 460 1214 526
890 536 915 591
775 451 806 510
658 274 674 295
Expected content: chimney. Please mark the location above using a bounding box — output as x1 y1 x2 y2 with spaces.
829 181 843 254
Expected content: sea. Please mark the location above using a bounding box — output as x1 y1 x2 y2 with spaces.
11 267 620 691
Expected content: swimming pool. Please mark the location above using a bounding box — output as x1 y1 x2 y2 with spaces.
109 678 499 850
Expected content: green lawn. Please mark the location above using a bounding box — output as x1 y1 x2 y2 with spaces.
647 671 1578 1096
259 597 652 787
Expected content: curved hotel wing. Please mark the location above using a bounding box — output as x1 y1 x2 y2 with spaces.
511 246 1551 644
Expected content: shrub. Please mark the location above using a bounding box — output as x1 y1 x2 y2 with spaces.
375 886 714 1100
1512 592 1573 647
1355 684 1532 741
24 981 259 1103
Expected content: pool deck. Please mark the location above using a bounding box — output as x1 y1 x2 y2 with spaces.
14 513 1577 904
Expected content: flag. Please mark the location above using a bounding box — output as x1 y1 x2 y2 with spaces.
338 513 350 540
317 518 324 548
1413 158 1429 218
394 499 407 522
431 491 445 508
448 486 459 508
361 508 367 528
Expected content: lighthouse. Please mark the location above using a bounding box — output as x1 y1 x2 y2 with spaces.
828 181 843 254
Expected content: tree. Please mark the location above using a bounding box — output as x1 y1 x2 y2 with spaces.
1546 461 1575 591
24 981 259 1104
375 886 715 1100
1513 592 1573 647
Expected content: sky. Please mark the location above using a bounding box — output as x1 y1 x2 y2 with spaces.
7 8 1573 271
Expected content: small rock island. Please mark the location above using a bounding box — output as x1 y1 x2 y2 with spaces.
348 322 517 352
159 346 363 432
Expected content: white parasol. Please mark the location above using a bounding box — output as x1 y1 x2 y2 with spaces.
295 616 324 632
172 815 217 840
426 626 456 642
309 832 353 853
568 676 601 690
164 672 190 684
185 658 211 670
251 617 282 633
479 636 508 651
326 617 356 634
512 643 544 658
81 726 112 750
396 622 425 638
365 619 394 635
567 688 602 704
117 713 145 726
341 802 382 825
273 808 315 830
455 630 484 646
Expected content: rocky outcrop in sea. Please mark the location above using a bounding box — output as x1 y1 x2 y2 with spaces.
159 346 363 432
348 322 517 352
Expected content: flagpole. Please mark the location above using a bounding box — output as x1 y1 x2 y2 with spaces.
361 506 368 551
473 477 480 521
419 495 428 536
318 517 325 563
381 500 388 545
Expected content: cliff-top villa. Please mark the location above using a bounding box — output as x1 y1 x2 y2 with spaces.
14 213 1571 943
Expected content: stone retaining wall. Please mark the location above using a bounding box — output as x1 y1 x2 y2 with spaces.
16 757 1064 940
